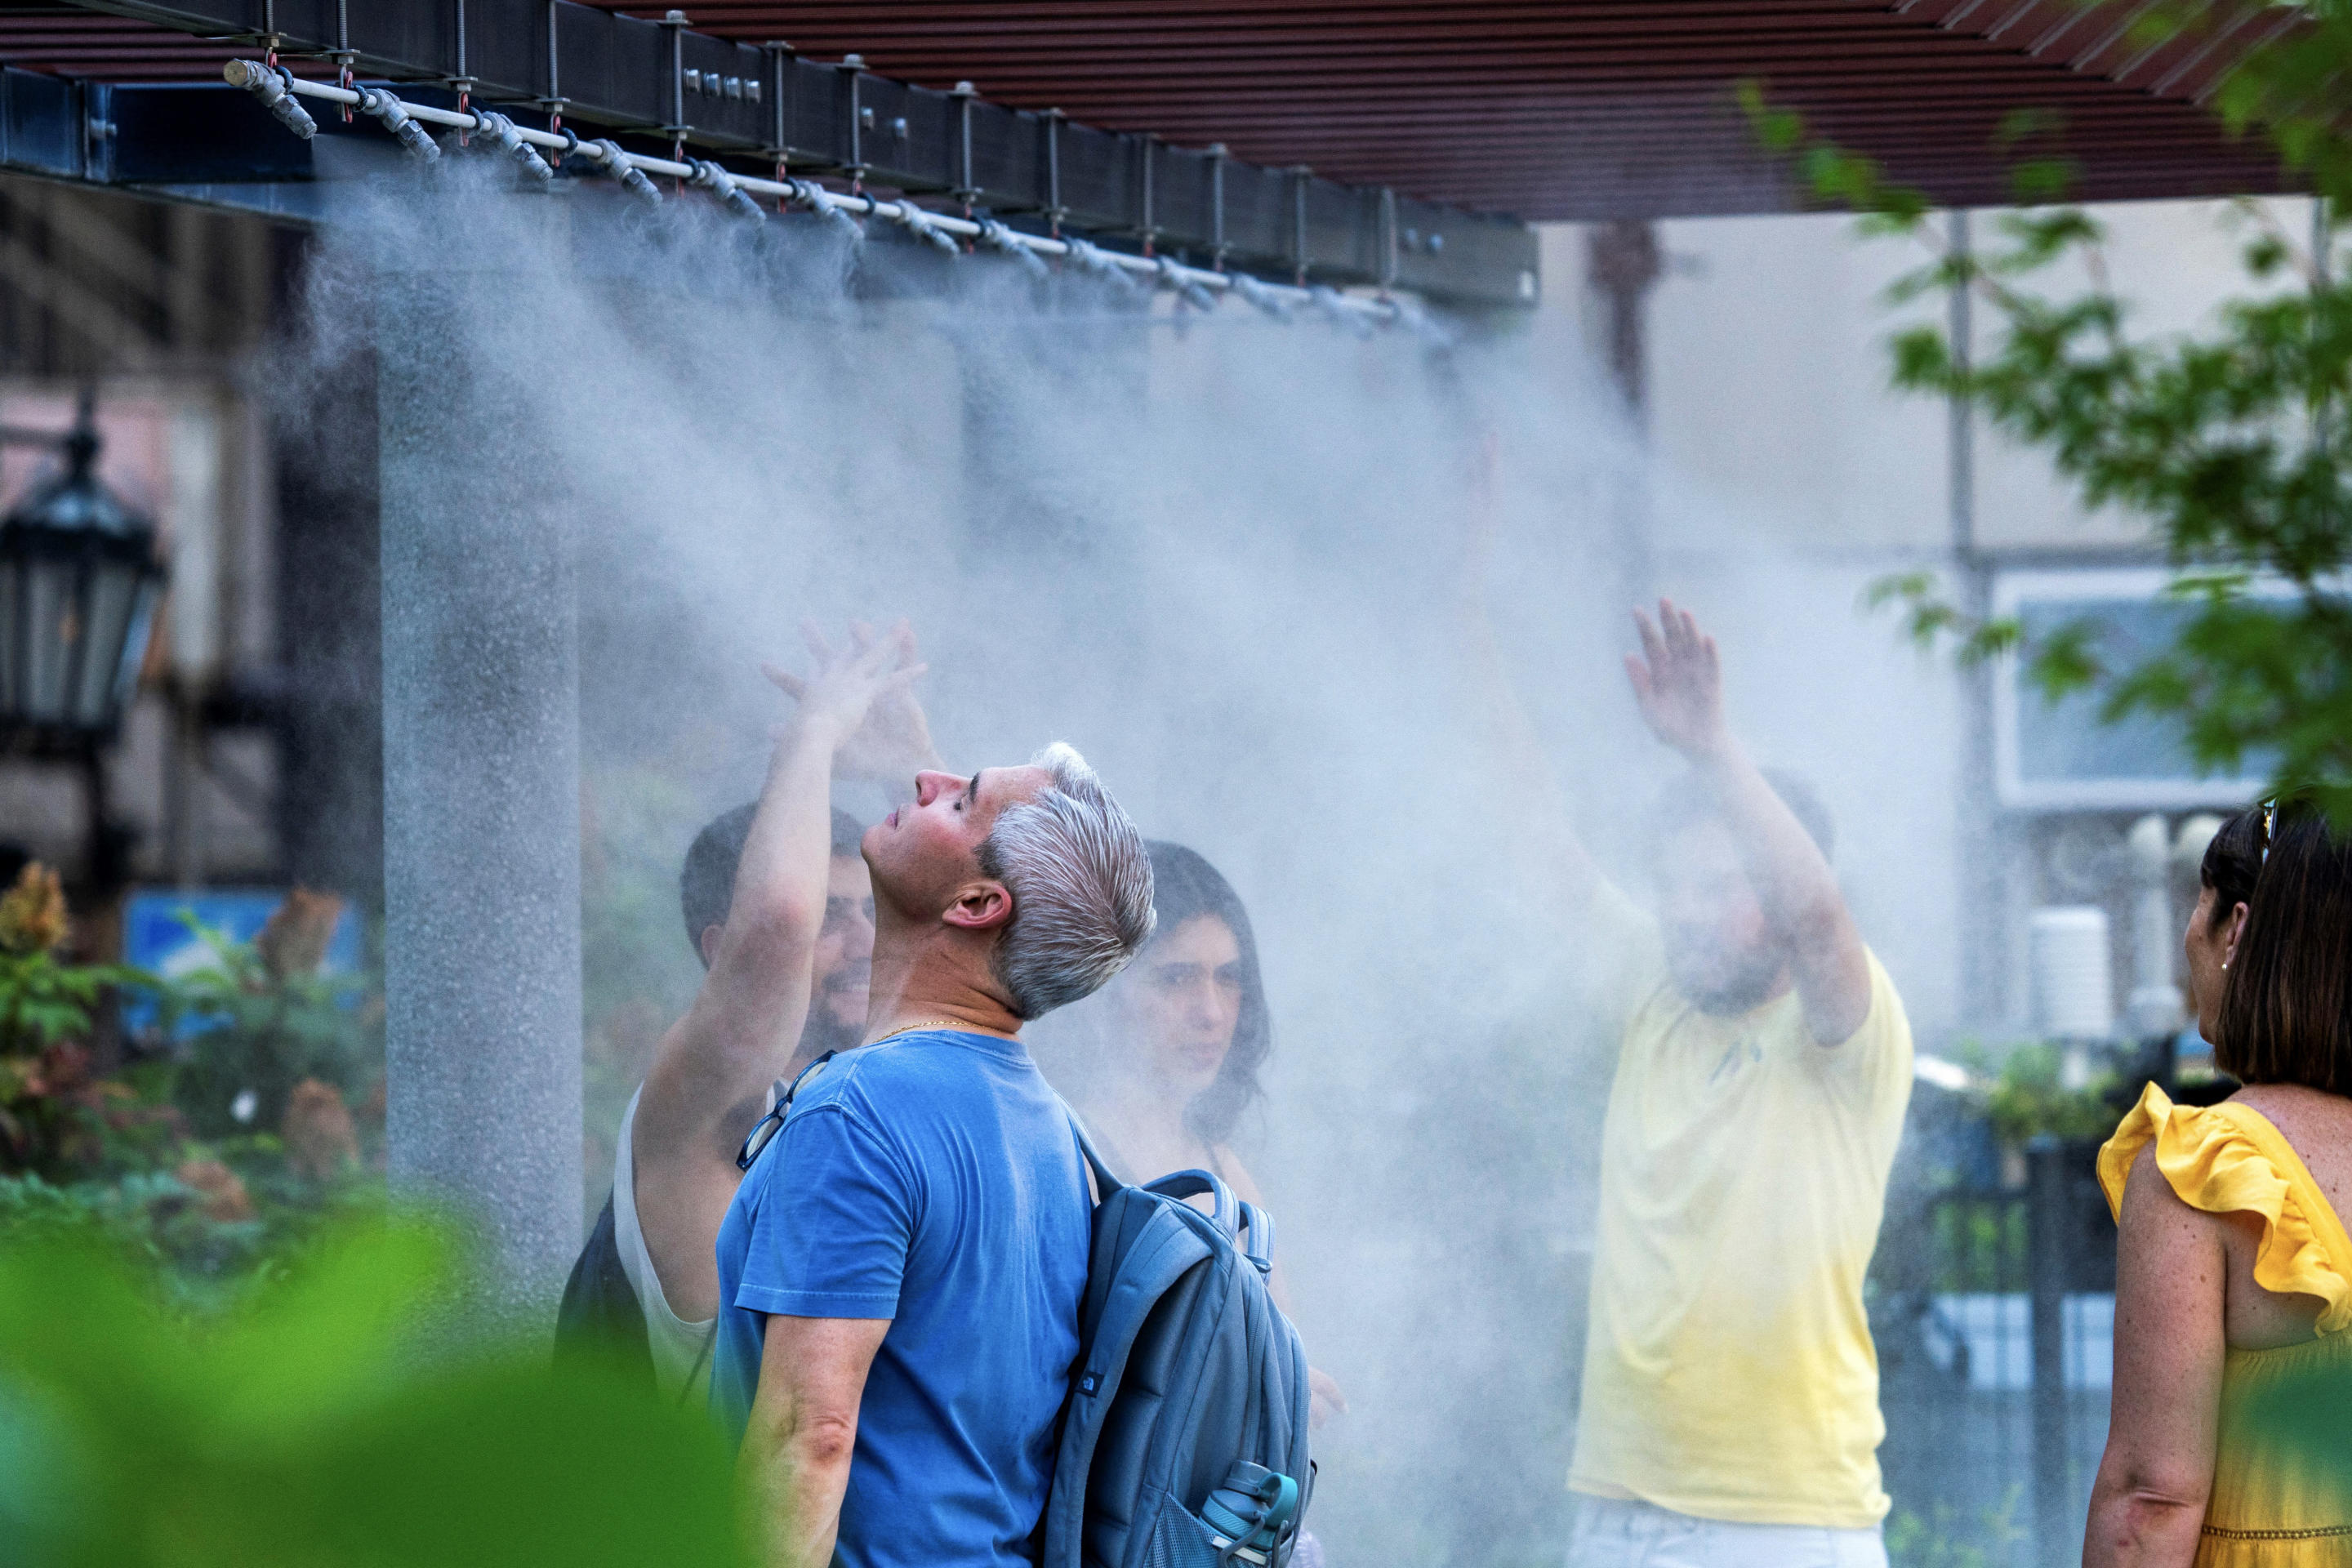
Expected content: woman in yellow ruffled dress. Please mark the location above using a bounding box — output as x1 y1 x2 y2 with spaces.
2087 803 2352 1568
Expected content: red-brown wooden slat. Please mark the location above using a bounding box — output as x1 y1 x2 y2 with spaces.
0 0 2307 216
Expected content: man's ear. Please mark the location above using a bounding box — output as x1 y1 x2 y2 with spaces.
700 923 725 969
942 880 1014 933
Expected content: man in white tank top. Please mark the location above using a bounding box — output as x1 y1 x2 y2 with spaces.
560 621 942 1400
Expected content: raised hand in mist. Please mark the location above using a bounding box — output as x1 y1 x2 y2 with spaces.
1627 598 1731 762
835 620 945 784
762 620 930 768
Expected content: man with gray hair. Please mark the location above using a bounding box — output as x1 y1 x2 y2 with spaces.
715 742 1155 1568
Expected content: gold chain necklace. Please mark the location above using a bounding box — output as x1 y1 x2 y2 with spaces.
875 1018 988 1042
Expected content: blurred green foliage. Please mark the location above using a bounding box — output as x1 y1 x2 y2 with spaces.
0 863 165 1179
1886 1494 2023 1568
1742 1 2352 817
169 890 381 1141
0 1214 751 1568
1974 1043 2122 1147
0 868 390 1306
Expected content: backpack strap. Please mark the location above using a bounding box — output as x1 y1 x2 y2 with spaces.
1066 1111 1125 1203
1143 1168 1239 1240
1236 1200 1275 1276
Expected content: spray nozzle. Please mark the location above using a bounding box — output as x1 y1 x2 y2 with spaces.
978 220 1049 280
225 60 318 140
885 199 961 257
356 87 439 160
470 109 555 184
791 179 864 241
1155 254 1218 314
591 140 661 203
1307 284 1374 340
1384 292 1450 346
691 160 765 223
1229 272 1294 322
1064 238 1138 292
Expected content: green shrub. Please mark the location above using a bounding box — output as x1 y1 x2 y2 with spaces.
0 1213 751 1568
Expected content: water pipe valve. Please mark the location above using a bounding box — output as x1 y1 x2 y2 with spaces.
791 179 863 241
1155 254 1217 313
1065 238 1138 292
471 110 555 183
591 140 661 203
357 87 440 160
978 220 1049 279
691 160 764 222
888 200 960 256
225 60 318 139
1229 273 1294 320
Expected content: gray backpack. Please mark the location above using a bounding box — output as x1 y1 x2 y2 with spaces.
1042 1123 1314 1568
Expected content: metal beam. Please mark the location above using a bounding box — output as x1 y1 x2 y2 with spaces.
58 0 1538 307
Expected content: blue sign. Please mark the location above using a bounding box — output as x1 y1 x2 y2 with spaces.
122 889 366 1036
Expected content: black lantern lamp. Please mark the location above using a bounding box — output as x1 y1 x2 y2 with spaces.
0 392 167 901
0 392 166 751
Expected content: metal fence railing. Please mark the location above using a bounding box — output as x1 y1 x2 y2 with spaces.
1872 1140 2118 1568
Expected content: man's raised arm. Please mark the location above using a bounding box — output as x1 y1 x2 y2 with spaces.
632 622 932 1320
1626 599 1872 1044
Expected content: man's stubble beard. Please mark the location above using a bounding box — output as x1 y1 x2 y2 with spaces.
1666 942 1789 1018
800 999 866 1058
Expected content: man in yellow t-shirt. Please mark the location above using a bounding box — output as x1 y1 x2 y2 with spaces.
1472 591 1912 1566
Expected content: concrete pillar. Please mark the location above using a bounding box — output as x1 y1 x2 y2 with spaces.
276 340 383 908
377 259 581 1325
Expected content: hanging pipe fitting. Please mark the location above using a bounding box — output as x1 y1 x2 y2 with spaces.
470 109 555 183
691 161 764 222
978 220 1049 279
591 140 662 203
1064 238 1137 292
1307 284 1375 340
1228 272 1294 322
888 200 960 257
1385 294 1447 345
225 60 317 139
1155 254 1216 314
791 179 863 241
355 87 440 160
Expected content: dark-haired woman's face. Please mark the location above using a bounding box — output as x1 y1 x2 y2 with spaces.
1109 913 1244 1103
2185 882 2249 1044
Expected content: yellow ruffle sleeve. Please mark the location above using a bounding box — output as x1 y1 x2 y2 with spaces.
2098 1082 2352 1335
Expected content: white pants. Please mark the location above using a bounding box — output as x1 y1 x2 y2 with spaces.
1566 1495 1889 1568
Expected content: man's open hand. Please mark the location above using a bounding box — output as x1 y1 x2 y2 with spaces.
1627 598 1731 762
763 620 928 760
830 621 942 783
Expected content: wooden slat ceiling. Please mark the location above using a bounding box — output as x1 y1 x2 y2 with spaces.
596 0 2302 217
0 0 2301 217
0 7 259 79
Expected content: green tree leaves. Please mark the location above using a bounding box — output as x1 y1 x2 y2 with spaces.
1742 9 2352 817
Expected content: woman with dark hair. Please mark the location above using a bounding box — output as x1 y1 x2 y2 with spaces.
1071 841 1272 1185
2086 802 2352 1568
1062 840 1345 1431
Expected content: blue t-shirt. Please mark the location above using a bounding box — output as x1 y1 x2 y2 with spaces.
712 1028 1092 1568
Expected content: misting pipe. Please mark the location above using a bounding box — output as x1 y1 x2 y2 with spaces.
222 60 1409 330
